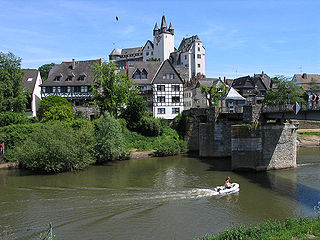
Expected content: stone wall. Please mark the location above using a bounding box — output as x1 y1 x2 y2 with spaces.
231 122 298 171
74 105 100 121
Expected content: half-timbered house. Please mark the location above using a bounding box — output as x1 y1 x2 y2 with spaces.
40 58 101 120
126 60 184 119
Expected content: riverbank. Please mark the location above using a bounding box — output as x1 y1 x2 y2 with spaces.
297 129 320 147
195 217 320 240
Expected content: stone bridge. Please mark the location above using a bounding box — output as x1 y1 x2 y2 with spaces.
183 106 299 172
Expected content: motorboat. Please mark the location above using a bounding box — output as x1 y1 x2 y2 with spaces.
212 183 240 195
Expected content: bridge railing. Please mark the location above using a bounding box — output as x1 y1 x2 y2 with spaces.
262 102 320 113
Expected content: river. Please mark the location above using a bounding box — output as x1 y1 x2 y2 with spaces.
0 148 320 239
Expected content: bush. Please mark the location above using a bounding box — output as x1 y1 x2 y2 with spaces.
0 123 42 150
38 95 74 122
4 122 94 173
94 112 128 163
137 116 163 137
0 112 30 127
171 113 189 138
154 136 187 157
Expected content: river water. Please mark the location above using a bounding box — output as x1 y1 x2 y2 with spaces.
0 148 320 240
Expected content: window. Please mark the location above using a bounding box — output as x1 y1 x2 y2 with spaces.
157 85 165 91
42 87 46 93
141 69 148 79
162 74 166 79
157 96 165 102
151 52 153 55
172 85 180 91
170 74 174 79
158 108 165 114
53 87 57 93
198 64 201 68
197 54 201 59
172 108 180 114
146 52 149 56
81 86 88 92
61 86 67 93
185 55 187 60
53 76 61 81
74 86 81 92
147 46 149 49
166 73 170 79
66 75 73 81
67 86 72 93
134 69 141 79
172 96 180 103
78 75 86 81
27 78 33 82
198 47 200 51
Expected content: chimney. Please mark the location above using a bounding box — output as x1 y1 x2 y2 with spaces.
302 73 307 79
100 58 103 66
72 59 76 70
224 76 227 84
262 71 264 75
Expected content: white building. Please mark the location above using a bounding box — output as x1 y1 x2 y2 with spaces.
126 60 184 119
23 69 42 117
110 15 206 82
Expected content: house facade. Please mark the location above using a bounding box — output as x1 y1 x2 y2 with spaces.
23 69 42 117
40 58 101 120
293 73 320 96
126 60 184 119
231 72 272 104
109 15 205 81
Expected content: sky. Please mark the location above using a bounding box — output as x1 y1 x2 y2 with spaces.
1 0 319 79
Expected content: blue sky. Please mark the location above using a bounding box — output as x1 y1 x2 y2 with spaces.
1 0 319 78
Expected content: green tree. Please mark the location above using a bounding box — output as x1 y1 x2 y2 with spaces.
0 52 27 112
200 83 226 107
91 61 132 116
38 95 74 121
265 75 306 104
94 112 128 163
38 63 55 81
120 91 147 129
5 122 94 173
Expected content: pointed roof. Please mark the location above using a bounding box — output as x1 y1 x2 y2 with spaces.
169 21 174 29
161 15 167 30
154 23 159 31
222 87 246 100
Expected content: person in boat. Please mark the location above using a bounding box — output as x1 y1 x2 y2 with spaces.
224 176 232 189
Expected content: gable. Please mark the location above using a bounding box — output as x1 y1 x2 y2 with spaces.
142 40 154 51
152 60 183 84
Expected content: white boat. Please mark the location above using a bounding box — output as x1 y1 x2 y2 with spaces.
212 183 240 195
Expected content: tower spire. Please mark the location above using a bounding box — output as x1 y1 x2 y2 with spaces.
161 15 167 32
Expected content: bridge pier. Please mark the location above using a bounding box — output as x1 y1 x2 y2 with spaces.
231 122 298 171
183 108 299 172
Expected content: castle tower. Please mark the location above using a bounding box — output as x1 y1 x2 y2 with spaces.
153 16 175 61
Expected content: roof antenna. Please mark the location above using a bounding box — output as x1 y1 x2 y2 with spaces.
299 65 302 74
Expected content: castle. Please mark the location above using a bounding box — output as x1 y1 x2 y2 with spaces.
109 16 206 81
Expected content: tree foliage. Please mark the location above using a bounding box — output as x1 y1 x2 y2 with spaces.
91 61 132 116
120 92 147 129
0 52 27 112
4 122 95 173
94 112 128 163
38 63 55 81
200 84 226 107
38 95 74 121
264 76 306 105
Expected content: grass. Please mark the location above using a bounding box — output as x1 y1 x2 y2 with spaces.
194 217 320 240
298 131 320 136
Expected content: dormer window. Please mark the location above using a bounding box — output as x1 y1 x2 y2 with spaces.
133 69 141 79
66 75 73 81
141 69 148 79
78 74 86 81
53 76 61 81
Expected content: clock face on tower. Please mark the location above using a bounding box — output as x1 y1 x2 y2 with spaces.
156 35 161 43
